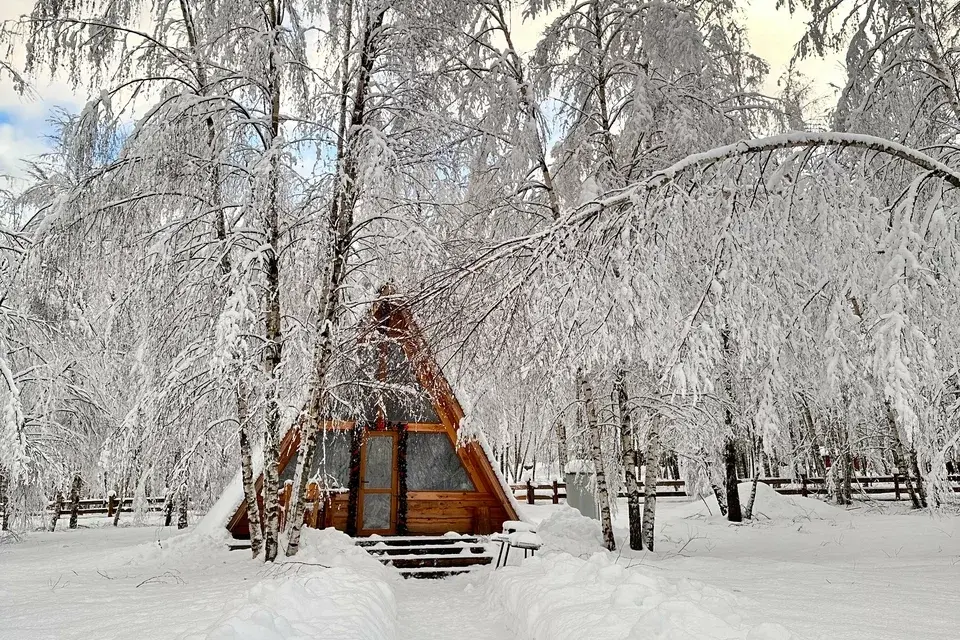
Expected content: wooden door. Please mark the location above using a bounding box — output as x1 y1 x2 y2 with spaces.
358 432 397 535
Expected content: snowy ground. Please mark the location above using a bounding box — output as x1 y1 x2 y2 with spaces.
1 487 957 639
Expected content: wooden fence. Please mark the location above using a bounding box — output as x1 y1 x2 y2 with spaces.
511 475 960 505
43 495 179 530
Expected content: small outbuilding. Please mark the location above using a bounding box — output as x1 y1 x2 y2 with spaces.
223 289 519 539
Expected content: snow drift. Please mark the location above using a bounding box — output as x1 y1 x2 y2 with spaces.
483 551 800 640
187 529 399 640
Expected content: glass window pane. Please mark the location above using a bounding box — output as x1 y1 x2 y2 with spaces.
314 433 351 488
278 431 351 489
407 433 475 491
362 494 392 530
364 436 394 489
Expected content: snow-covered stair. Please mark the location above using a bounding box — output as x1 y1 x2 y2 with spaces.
355 535 494 579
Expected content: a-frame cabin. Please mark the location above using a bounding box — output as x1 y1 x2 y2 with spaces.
225 290 518 539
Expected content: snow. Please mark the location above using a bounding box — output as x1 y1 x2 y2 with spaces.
196 444 265 536
189 529 402 640
3 494 960 640
516 492 960 640
535 505 605 556
483 552 798 640
672 481 850 522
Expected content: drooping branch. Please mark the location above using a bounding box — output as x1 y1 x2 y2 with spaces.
449 131 960 305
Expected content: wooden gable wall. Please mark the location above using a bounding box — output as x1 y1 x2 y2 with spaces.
226 293 516 538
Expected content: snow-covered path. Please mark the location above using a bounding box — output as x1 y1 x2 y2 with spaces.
395 578 513 640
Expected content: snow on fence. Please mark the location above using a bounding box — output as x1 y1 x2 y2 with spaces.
41 494 189 530
511 475 960 504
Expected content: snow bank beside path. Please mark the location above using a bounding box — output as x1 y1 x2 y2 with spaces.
483 552 800 640
191 567 397 640
485 507 801 639
189 529 399 640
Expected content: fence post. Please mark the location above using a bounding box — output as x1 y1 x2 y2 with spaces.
552 480 559 504
893 473 901 500
526 480 535 505
801 476 808 498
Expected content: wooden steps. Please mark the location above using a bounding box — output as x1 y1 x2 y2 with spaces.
356 535 494 579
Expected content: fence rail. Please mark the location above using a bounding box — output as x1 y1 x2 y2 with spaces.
45 496 169 516
510 475 960 505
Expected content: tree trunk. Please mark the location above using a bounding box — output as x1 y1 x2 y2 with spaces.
614 367 641 550
177 483 188 530
0 471 9 531
49 491 64 532
396 422 408 535
582 371 615 551
113 483 125 527
910 448 928 508
641 415 661 550
743 436 760 519
179 0 262 557
720 327 742 522
842 428 853 505
798 394 826 477
164 489 174 527
885 401 922 509
284 3 386 559
345 423 363 537
555 418 568 479
259 0 285 563
68 473 82 529
724 438 742 522
236 379 263 555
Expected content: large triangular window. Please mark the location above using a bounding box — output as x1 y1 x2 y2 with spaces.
406 432 475 491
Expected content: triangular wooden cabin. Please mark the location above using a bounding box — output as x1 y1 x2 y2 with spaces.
226 292 518 539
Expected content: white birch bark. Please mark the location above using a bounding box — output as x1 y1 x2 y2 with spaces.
614 367 641 550
555 418 569 479
68 473 82 530
641 414 661 551
177 482 188 530
582 371 615 551
260 0 285 562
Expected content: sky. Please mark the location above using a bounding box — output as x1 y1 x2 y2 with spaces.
0 1 844 183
